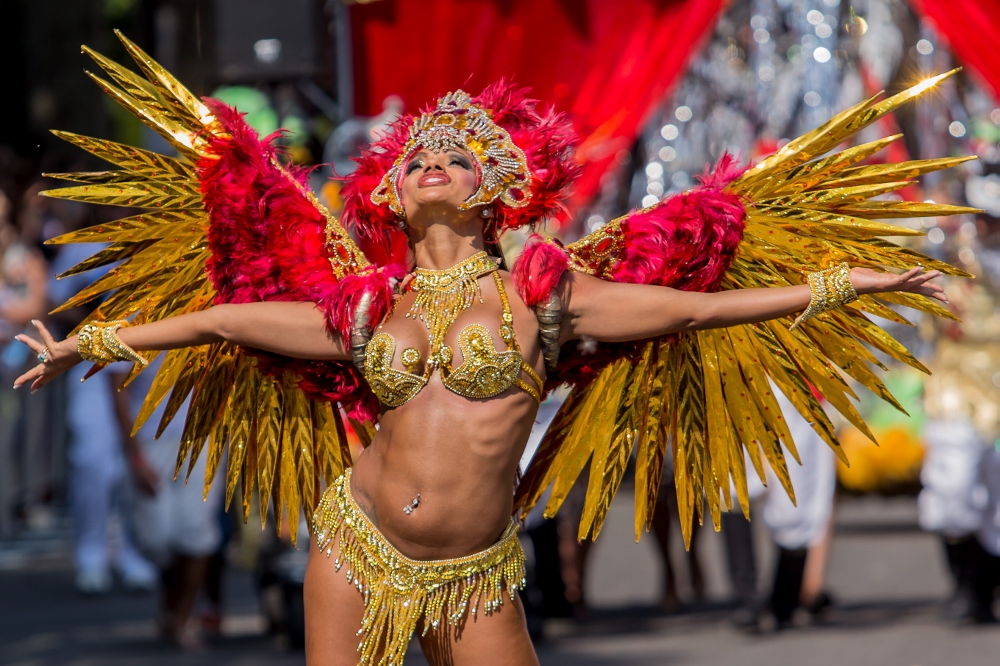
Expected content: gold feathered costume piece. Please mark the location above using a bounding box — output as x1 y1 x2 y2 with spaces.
43 33 973 547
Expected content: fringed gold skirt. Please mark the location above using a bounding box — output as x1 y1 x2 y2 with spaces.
312 469 526 665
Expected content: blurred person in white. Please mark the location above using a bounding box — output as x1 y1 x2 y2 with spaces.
920 259 1000 623
110 356 225 649
48 240 157 594
762 391 837 628
0 188 48 536
651 462 707 610
731 388 837 630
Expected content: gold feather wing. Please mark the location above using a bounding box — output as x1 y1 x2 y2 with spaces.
515 71 976 545
43 32 369 543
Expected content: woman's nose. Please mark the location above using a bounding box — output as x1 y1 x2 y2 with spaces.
423 154 447 171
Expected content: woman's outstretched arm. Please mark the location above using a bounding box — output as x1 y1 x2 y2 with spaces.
558 266 946 343
14 301 347 391
119 302 347 359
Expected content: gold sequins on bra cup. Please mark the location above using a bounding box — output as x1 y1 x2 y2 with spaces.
445 324 522 398
400 347 421 373
364 332 427 407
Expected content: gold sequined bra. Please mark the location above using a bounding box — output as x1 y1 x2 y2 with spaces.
364 252 543 407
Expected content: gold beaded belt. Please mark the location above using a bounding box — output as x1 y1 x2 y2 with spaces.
312 469 526 665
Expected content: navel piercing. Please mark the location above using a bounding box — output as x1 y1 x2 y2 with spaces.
403 494 421 515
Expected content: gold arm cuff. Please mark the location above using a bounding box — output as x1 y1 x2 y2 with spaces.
790 262 858 330
77 320 148 367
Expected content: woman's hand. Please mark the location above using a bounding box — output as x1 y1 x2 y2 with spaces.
13 320 82 392
849 266 948 302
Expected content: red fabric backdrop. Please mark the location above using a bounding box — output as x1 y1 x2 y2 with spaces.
910 0 1000 101
350 0 725 212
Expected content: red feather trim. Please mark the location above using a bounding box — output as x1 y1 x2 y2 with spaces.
339 111 414 266
544 154 748 392
197 100 389 413
512 235 570 307
323 266 405 346
611 153 747 291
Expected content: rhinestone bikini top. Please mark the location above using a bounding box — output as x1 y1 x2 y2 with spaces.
363 254 543 407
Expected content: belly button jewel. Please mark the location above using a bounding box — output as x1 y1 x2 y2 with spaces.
403 494 421 515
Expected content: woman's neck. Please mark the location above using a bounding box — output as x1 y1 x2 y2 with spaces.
410 220 485 270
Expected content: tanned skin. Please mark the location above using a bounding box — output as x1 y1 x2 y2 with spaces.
15 148 945 665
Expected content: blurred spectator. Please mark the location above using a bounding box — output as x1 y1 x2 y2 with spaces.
0 186 50 536
920 265 1000 623
48 241 156 595
762 392 837 629
110 359 225 649
720 510 759 631
918 417 993 621
733 390 837 631
651 472 706 610
199 503 237 639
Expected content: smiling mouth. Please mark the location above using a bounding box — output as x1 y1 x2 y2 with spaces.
418 173 450 187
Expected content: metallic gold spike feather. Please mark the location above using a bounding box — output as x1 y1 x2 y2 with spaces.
84 71 208 157
579 345 653 540
47 130 195 174
45 212 205 245
633 341 671 540
114 30 214 125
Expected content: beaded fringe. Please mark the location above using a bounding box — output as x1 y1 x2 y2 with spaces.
312 470 526 666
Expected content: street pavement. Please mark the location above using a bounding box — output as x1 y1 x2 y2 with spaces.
1 492 998 665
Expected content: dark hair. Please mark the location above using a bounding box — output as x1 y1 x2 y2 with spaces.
483 220 508 271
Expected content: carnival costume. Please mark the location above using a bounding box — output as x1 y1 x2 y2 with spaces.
44 32 976 664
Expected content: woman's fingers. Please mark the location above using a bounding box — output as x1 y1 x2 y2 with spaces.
893 267 948 302
33 320 57 349
904 271 941 289
14 333 45 355
916 283 948 301
14 364 44 390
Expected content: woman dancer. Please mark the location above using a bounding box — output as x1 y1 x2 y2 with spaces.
14 35 963 665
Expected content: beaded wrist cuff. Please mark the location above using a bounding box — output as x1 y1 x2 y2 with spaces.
77 320 148 367
790 262 858 330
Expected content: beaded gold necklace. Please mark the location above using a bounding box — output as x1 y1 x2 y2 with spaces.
406 251 499 368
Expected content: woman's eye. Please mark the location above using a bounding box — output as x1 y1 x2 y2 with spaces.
450 157 471 169
405 161 423 175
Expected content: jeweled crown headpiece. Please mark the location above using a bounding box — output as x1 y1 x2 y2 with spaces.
341 80 581 267
371 90 532 216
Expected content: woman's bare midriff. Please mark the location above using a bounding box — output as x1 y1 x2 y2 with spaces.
349 383 538 560
347 270 544 561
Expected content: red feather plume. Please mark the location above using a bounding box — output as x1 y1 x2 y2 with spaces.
514 154 748 392
198 100 391 418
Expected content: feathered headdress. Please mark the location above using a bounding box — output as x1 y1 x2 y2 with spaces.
341 80 581 265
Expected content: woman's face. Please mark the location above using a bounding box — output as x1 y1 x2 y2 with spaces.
398 147 479 223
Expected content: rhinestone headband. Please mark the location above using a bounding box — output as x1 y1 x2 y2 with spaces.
370 90 533 217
